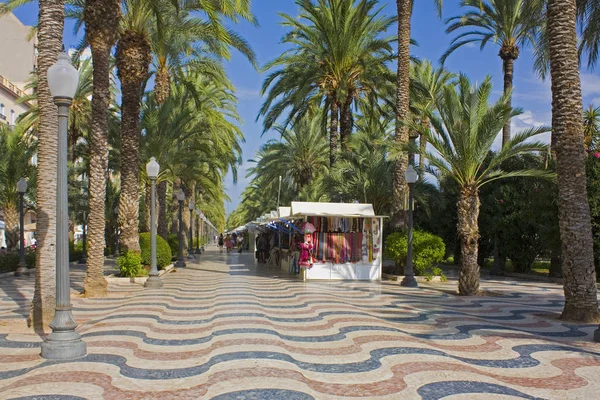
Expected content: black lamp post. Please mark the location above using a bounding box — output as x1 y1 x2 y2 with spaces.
188 200 195 260
78 211 87 264
14 178 28 276
195 208 201 255
113 206 119 257
144 157 162 288
175 189 186 268
401 164 419 288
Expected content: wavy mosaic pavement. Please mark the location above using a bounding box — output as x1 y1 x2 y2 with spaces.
1 249 600 399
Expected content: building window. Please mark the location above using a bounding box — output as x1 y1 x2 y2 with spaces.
10 110 15 125
0 104 4 117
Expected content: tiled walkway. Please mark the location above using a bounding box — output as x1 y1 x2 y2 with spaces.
1 248 600 399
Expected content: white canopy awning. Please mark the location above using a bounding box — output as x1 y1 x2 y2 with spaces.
278 207 291 218
291 202 376 218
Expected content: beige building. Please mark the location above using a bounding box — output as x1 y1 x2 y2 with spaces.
0 11 36 125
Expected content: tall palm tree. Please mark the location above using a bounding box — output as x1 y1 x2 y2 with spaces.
260 0 396 167
547 0 600 323
0 124 36 250
83 0 121 298
410 75 551 295
392 0 443 229
441 0 544 147
577 0 600 68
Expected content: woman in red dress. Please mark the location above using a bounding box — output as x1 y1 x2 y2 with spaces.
298 234 313 269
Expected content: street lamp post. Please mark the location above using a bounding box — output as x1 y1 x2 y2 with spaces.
14 178 28 276
188 200 195 260
78 211 87 264
175 189 186 268
401 164 419 288
145 158 162 288
195 209 201 255
113 206 119 257
41 51 87 360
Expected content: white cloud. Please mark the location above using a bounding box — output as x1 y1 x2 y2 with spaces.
581 73 600 98
515 110 550 128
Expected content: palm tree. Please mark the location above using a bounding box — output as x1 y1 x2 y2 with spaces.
248 114 329 194
0 124 36 250
577 0 600 68
410 75 551 295
409 60 455 167
547 0 600 323
83 0 121 298
259 0 396 166
441 0 544 147
584 105 600 151
392 0 443 229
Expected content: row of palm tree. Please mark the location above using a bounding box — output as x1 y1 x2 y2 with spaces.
1 0 254 329
233 0 600 322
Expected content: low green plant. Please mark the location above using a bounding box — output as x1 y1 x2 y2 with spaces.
139 233 173 269
167 234 179 259
0 250 35 273
385 230 446 276
117 251 145 278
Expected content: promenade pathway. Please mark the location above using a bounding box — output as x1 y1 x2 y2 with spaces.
0 247 599 399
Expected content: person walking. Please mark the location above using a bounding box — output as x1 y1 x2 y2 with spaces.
237 235 244 253
218 233 224 253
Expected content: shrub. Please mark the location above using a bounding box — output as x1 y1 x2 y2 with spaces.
167 234 179 259
139 233 172 270
385 230 446 276
0 249 35 273
117 251 145 278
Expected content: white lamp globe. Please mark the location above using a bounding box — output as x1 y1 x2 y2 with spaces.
195 208 200 216
176 189 185 202
405 164 418 184
189 200 195 210
146 157 160 179
47 52 79 99
17 178 28 194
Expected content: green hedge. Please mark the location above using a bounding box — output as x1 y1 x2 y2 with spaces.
117 251 146 278
139 233 172 270
167 234 179 259
0 250 35 274
385 230 446 276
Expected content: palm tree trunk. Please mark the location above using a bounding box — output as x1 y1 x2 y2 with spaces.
154 64 170 105
4 204 18 251
181 184 194 255
392 0 412 230
500 49 517 147
157 180 168 240
83 0 120 298
457 186 480 296
115 30 151 254
329 98 339 167
339 96 352 152
30 0 63 333
547 0 600 323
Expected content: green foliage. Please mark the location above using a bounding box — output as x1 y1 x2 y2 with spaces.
117 251 145 278
0 250 35 273
385 230 446 276
586 154 600 282
167 234 179 258
139 233 172 269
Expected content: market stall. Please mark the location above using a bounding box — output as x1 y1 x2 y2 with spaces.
290 202 384 281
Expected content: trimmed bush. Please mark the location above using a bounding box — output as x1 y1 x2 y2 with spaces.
139 233 172 270
0 249 35 274
167 234 179 259
385 230 446 276
117 251 146 278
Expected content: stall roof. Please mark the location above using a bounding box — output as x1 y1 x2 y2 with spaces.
278 207 291 218
291 202 376 218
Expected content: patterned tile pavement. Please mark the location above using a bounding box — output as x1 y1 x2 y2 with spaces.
1 247 600 399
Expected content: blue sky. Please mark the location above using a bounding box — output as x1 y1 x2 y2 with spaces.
9 0 600 214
